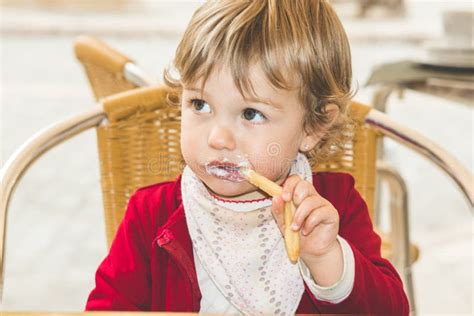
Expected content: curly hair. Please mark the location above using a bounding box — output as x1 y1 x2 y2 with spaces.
164 0 355 163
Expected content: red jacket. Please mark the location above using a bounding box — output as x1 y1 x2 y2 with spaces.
86 172 409 314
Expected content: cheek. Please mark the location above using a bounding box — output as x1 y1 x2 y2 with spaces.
244 139 299 179
180 117 197 162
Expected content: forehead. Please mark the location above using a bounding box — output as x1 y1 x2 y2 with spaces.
184 64 302 110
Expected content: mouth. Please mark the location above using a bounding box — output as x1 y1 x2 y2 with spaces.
205 160 246 182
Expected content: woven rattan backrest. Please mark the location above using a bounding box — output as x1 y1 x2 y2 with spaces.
99 86 182 245
74 36 138 100
313 102 378 217
99 87 378 246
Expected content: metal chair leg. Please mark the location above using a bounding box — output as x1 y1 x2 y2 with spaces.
372 86 396 227
377 160 416 315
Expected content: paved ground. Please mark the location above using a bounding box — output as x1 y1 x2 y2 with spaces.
1 0 472 315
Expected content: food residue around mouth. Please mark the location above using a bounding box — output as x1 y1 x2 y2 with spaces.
205 155 252 182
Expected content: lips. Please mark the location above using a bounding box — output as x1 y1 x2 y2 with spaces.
207 160 240 169
205 160 245 182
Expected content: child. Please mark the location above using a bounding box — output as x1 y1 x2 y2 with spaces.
86 0 409 314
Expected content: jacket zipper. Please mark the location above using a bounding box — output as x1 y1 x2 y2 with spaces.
155 229 200 311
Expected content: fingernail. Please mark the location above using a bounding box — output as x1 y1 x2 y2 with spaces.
291 223 299 231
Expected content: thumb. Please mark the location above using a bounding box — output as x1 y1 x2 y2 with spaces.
271 195 285 235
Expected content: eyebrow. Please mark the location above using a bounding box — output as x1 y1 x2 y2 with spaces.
245 96 283 110
183 87 202 92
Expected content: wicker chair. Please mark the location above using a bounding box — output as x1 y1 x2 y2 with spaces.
69 37 474 314
1 37 472 315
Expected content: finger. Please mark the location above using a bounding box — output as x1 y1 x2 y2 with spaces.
301 207 337 236
281 174 301 202
291 195 326 230
271 196 285 234
292 180 317 206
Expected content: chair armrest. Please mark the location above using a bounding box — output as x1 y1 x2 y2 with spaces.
123 63 158 87
366 109 473 209
0 107 106 300
74 36 157 89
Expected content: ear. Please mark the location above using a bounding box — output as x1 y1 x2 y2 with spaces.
299 103 339 152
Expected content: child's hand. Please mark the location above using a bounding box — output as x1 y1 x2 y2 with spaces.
271 175 340 263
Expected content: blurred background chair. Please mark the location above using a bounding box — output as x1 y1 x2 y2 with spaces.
330 0 406 17
1 36 472 315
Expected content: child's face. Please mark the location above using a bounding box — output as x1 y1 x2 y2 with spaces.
180 65 317 201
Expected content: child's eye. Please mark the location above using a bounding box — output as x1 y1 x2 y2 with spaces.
242 108 266 123
191 99 211 113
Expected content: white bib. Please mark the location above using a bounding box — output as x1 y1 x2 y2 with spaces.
181 153 312 315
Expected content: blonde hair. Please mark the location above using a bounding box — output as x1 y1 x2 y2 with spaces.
164 0 354 162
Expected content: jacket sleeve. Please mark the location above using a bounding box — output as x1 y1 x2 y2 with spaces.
85 193 152 311
305 174 410 315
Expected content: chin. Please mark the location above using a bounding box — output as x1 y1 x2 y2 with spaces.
204 178 257 199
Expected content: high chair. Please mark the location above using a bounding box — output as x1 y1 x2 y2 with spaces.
1 36 472 315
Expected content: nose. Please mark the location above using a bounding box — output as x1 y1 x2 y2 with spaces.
208 125 236 150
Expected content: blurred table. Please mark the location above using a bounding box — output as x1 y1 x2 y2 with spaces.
367 60 474 111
